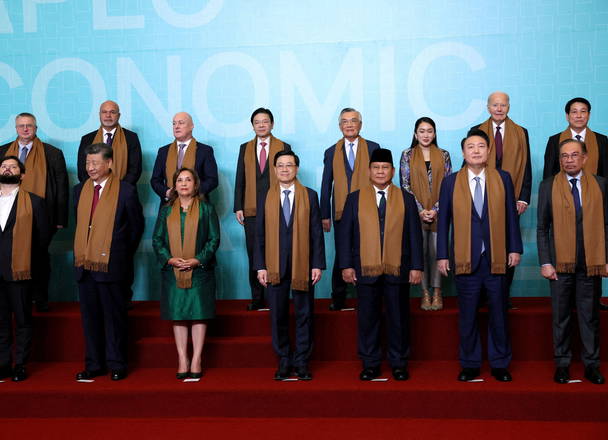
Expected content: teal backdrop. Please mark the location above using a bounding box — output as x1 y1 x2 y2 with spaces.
0 0 607 300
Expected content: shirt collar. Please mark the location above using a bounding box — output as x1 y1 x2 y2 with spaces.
570 127 587 139
566 170 583 181
467 167 486 181
102 127 117 136
0 186 19 197
344 137 359 148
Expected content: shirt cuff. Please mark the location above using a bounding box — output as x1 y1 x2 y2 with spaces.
517 200 528 205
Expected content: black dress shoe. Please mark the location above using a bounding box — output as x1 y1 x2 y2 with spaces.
111 369 127 381
189 371 203 379
0 365 12 379
457 367 480 382
328 301 345 311
294 366 312 380
392 367 409 381
12 364 27 382
176 371 189 380
247 301 264 311
359 367 381 381
491 368 512 382
554 366 570 384
76 369 107 380
584 366 605 384
35 301 50 313
274 367 291 380
599 301 608 311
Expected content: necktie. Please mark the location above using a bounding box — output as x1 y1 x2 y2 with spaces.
90 184 102 220
259 141 267 173
575 134 582 142
378 190 386 220
19 147 28 164
282 190 291 224
106 132 113 146
473 177 485 253
177 143 186 169
348 142 355 170
495 126 503 162
570 178 581 215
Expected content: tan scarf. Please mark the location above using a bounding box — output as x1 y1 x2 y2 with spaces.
167 197 200 288
332 137 370 221
7 137 47 198
243 135 285 217
92 125 129 180
559 128 599 175
165 138 198 185
74 174 120 273
409 144 445 231
358 184 405 277
10 189 33 281
453 167 506 275
478 117 527 198
264 180 310 291
551 172 606 276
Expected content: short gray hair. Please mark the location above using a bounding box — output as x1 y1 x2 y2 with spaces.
338 107 362 124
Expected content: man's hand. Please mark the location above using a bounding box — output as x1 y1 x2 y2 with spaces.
257 270 268 287
409 270 422 285
235 210 245 225
516 201 528 215
508 253 521 267
437 259 450 277
311 268 322 285
165 188 172 199
342 268 357 285
322 219 331 233
541 264 558 280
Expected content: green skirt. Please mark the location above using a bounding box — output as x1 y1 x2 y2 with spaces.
160 267 216 321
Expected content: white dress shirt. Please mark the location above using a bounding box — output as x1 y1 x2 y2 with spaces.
175 138 193 152
93 176 110 198
570 128 587 141
103 127 117 140
467 168 486 201
566 170 583 204
280 183 295 212
0 187 19 231
257 137 270 163
344 137 359 158
492 120 505 138
18 141 33 160
373 185 389 207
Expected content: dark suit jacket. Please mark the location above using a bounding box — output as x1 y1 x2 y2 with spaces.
73 180 144 283
77 128 143 185
320 139 380 220
537 174 608 267
233 139 291 214
0 141 69 228
437 169 523 272
337 187 423 285
470 122 533 203
0 191 50 281
253 187 326 280
543 130 608 180
150 141 218 200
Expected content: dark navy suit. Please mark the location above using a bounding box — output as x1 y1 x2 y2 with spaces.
254 187 325 369
320 139 380 305
73 180 144 372
437 169 522 369
338 187 423 369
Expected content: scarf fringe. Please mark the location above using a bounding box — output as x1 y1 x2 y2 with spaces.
243 208 256 217
556 263 576 274
361 265 383 277
455 263 471 275
491 263 507 275
383 263 401 277
75 257 110 273
587 265 606 277
12 270 31 281
291 279 310 292
268 271 281 286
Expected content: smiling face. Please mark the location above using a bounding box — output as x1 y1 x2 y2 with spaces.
369 162 394 189
487 92 510 124
173 112 194 142
414 122 436 147
339 111 362 141
99 101 120 130
252 112 274 138
462 135 489 168
15 115 37 144
274 154 298 186
85 153 112 182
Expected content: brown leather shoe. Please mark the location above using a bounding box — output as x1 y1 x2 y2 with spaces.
420 290 432 311
431 290 443 311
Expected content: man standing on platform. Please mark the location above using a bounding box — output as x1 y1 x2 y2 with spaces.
320 108 380 311
339 148 423 381
542 97 608 310
0 156 49 382
471 92 532 306
0 113 68 312
537 138 606 385
234 108 291 311
74 143 144 381
255 150 325 380
437 129 522 382
151 112 218 203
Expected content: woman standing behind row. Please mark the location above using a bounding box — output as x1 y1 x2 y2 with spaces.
152 168 220 379
400 117 452 311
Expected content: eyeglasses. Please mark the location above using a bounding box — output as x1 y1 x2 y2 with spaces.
16 124 35 129
340 118 360 125
560 152 584 160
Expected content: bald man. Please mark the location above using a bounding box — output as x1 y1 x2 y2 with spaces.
150 112 218 202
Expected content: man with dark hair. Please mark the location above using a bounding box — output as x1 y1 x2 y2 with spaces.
339 148 423 381
0 156 49 381
437 129 522 382
0 112 68 312
543 97 608 310
254 150 325 380
320 108 380 311
538 138 606 385
74 143 144 381
235 108 291 310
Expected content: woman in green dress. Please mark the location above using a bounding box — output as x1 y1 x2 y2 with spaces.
152 167 220 379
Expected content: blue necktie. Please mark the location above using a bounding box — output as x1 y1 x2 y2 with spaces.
106 132 113 146
282 189 291 224
473 177 485 254
570 178 581 215
348 142 355 170
19 146 28 164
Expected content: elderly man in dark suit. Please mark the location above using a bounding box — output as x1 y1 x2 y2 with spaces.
537 138 607 385
254 150 325 381
74 143 144 381
0 112 68 312
151 112 218 203
234 108 291 310
437 129 522 382
0 156 49 382
338 148 423 381
320 108 380 311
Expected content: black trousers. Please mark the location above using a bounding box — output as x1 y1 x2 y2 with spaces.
244 216 265 303
331 219 348 304
267 278 314 369
78 273 128 371
0 279 32 367
550 270 600 368
31 227 57 304
356 278 410 369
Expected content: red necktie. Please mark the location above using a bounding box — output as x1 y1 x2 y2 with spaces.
90 184 102 220
495 126 503 162
259 142 267 173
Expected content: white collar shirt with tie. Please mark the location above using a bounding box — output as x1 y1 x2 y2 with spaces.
467 168 486 201
103 127 117 139
176 138 192 151
18 141 33 161
257 137 270 163
570 128 587 141
0 186 19 231
373 185 389 206
492 120 505 138
566 170 583 204
280 183 295 212
92 176 110 198
344 137 359 156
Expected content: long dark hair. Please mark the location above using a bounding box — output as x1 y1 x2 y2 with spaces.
409 117 439 148
167 167 204 204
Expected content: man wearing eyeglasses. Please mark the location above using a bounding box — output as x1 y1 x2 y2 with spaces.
0 113 68 312
320 108 380 311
